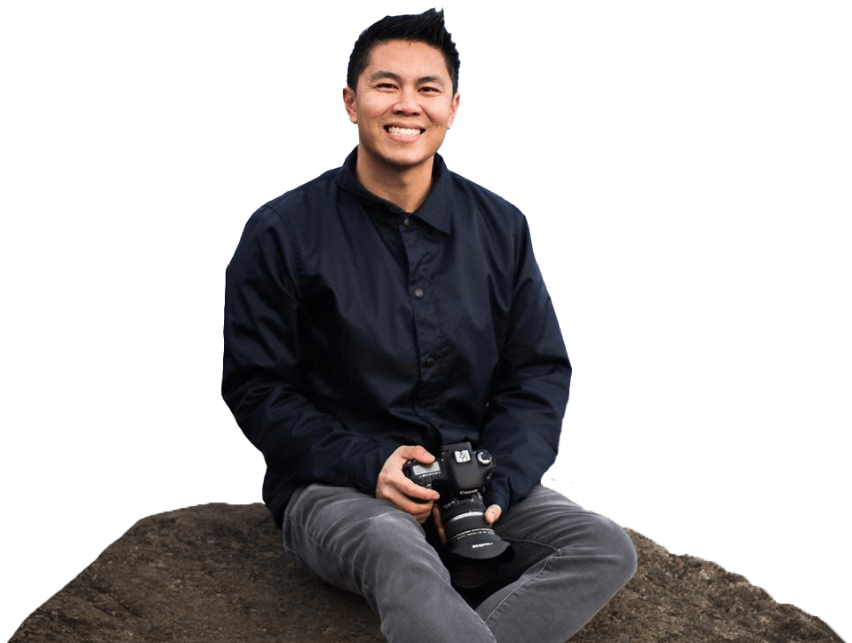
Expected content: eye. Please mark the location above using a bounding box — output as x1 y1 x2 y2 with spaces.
376 82 397 90
420 86 440 94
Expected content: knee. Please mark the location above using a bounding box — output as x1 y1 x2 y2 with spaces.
591 516 638 588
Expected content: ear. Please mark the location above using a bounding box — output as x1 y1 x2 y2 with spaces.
343 87 358 124
447 92 460 129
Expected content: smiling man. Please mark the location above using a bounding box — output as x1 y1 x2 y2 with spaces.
223 9 636 643
343 39 459 213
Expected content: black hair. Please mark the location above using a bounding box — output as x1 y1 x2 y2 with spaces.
346 8 460 94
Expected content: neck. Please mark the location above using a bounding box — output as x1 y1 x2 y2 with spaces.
355 151 435 213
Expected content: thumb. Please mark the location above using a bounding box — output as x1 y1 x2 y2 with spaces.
398 444 435 464
484 504 502 525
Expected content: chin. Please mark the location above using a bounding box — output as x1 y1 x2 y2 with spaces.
377 150 434 171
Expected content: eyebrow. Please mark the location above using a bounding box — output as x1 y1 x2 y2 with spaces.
369 71 447 87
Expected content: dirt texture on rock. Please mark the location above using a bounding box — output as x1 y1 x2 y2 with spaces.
10 503 843 643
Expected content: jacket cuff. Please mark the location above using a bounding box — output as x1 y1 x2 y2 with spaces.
352 441 400 497
484 478 510 512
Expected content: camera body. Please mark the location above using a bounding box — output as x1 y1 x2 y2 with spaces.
403 441 513 588
403 441 496 496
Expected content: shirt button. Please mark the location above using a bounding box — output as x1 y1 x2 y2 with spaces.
403 217 412 228
413 287 424 298
425 357 436 368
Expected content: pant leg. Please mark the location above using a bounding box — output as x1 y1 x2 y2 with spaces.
281 483 498 643
475 486 637 643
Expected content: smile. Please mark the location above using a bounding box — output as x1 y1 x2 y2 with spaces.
386 126 423 137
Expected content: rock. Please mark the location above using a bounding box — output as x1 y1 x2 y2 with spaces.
10 503 843 643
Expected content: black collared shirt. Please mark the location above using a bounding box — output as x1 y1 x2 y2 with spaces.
222 149 571 528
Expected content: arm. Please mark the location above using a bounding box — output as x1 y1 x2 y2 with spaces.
222 207 398 497
480 215 572 513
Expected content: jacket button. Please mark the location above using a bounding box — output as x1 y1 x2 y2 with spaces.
413 287 424 298
425 357 436 368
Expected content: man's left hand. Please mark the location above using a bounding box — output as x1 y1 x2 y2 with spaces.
484 504 502 525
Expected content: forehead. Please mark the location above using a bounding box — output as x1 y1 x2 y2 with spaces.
360 39 452 86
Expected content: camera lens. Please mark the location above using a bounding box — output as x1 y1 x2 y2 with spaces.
439 493 513 589
441 494 511 560
442 495 490 543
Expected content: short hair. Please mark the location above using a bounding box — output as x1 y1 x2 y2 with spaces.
346 8 460 94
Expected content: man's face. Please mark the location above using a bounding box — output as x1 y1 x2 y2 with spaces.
343 39 460 174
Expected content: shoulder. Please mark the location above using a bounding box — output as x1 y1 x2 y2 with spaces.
233 166 343 271
252 167 341 229
447 170 528 234
449 171 525 219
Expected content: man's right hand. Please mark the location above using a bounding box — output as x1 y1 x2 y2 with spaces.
376 445 440 523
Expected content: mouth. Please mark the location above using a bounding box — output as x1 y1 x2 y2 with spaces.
385 125 424 137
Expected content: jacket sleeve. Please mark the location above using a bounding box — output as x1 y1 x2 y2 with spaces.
480 214 571 512
221 207 398 498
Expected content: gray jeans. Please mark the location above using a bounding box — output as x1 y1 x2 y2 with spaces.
282 484 636 643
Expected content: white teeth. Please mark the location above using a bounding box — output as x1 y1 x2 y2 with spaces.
388 126 421 136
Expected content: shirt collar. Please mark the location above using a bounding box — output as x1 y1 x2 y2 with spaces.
336 147 453 235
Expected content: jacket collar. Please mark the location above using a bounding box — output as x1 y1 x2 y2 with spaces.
336 147 453 234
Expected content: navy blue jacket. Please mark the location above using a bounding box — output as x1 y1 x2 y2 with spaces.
222 149 571 528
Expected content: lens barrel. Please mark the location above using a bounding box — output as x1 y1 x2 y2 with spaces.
441 494 512 562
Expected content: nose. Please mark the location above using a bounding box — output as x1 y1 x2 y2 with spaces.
393 86 421 115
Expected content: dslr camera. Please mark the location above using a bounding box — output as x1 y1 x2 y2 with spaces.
404 441 513 588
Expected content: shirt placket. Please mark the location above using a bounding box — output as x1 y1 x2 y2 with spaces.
399 215 446 432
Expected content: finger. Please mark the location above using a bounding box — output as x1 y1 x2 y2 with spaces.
432 505 447 545
397 475 440 501
387 463 440 502
379 481 436 515
396 444 435 465
379 466 439 502
382 490 430 517
484 504 502 525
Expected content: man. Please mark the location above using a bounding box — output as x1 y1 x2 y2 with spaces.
222 9 635 643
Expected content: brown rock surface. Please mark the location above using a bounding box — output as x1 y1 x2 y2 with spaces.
10 503 843 643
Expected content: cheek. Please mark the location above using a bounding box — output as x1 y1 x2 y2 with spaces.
432 111 454 129
430 104 456 127
362 97 392 119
